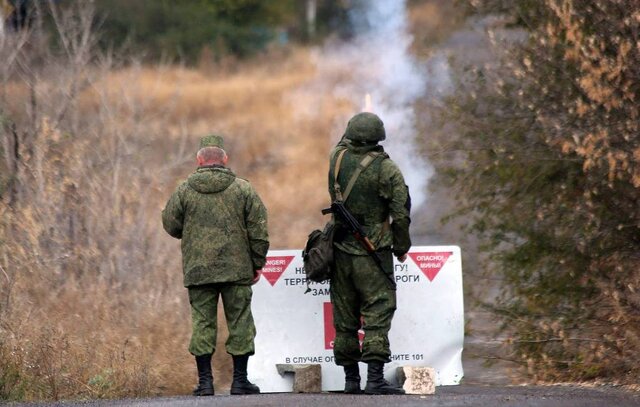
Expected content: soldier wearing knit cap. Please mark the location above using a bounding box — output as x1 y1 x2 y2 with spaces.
162 134 269 396
199 134 225 149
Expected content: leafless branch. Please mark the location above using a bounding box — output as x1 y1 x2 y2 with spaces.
0 264 9 285
513 337 611 344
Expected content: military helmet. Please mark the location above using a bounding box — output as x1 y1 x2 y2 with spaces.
344 112 386 143
199 134 225 149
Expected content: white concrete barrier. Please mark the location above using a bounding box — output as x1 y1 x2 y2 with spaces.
249 245 464 392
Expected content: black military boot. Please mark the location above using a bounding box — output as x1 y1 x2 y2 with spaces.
193 354 214 396
344 364 362 394
364 362 405 395
230 354 260 395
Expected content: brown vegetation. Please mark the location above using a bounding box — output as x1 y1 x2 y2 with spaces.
0 2 350 400
433 0 640 383
0 0 469 401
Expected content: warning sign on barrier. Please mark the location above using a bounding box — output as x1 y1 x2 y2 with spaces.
260 256 294 286
408 251 453 281
249 245 464 392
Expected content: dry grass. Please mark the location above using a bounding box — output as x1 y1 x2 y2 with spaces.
0 1 456 401
0 46 359 401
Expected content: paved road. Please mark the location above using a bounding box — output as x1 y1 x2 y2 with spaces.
14 385 640 407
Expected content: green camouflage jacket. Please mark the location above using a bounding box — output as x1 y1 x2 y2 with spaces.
328 139 411 257
162 166 269 287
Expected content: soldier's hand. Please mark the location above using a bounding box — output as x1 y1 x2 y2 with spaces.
397 253 407 263
252 270 261 285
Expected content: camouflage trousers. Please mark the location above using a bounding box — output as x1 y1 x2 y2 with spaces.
330 248 397 365
188 283 256 357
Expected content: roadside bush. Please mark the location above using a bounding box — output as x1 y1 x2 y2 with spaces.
434 0 640 381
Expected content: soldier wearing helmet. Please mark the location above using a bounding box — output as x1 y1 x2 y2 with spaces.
328 112 411 395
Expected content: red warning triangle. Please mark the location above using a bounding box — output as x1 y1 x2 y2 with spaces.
408 251 453 282
259 255 294 286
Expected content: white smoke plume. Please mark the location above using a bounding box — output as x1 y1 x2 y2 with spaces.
301 0 446 208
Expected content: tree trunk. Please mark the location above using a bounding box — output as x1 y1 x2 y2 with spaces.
306 0 317 40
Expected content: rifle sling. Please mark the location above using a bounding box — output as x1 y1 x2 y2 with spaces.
333 149 347 201
333 148 380 203
342 153 378 202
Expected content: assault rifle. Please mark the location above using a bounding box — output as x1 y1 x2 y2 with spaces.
322 201 395 287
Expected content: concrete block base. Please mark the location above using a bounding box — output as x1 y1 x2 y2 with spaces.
276 363 322 393
396 366 436 395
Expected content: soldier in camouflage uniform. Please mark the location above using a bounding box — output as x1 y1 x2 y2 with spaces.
328 113 411 395
162 134 269 396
